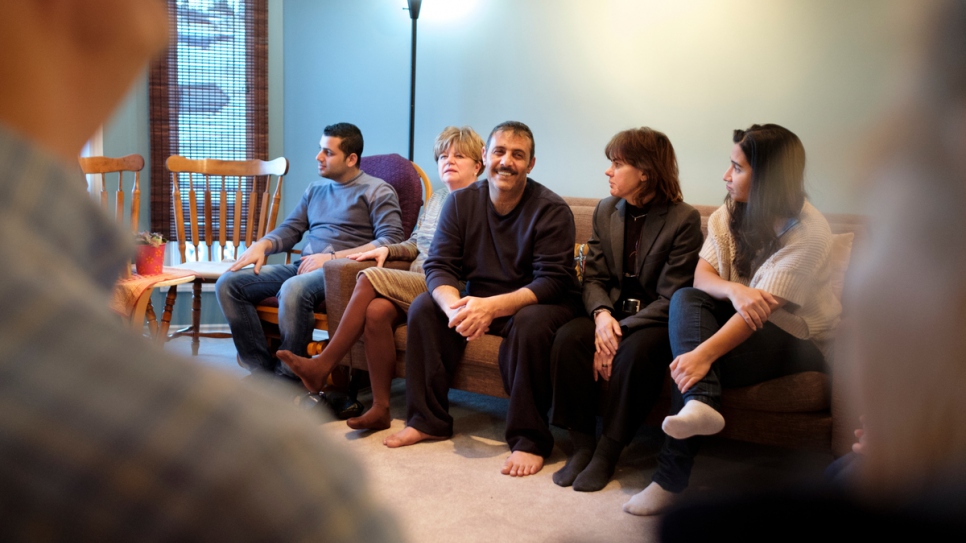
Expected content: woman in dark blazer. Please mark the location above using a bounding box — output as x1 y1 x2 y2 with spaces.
550 127 703 492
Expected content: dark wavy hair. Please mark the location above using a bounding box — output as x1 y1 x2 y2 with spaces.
728 124 807 277
323 122 364 163
604 127 683 205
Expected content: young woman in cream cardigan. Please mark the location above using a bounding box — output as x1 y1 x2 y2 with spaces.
625 124 841 516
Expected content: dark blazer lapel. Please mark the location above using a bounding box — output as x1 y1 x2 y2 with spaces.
610 199 625 279
635 201 669 276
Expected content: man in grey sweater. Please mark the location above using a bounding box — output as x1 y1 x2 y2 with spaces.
216 123 404 377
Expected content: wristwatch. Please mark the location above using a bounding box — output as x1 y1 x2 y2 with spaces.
592 307 611 319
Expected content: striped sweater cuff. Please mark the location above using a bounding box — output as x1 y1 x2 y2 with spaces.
755 269 809 308
386 241 418 261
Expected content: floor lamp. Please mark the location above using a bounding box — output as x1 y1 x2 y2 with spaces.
407 0 422 161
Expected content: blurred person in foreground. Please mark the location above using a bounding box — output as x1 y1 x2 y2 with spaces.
660 1 966 539
0 1 401 540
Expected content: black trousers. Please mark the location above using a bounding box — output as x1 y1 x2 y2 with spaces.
550 316 673 445
404 292 575 457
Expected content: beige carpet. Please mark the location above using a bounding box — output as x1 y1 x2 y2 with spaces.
321 383 659 543
167 336 832 543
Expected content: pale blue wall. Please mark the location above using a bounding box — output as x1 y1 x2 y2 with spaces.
102 77 152 232
103 0 914 325
281 0 910 215
281 0 412 215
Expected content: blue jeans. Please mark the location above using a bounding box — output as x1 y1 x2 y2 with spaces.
652 287 826 492
215 261 325 375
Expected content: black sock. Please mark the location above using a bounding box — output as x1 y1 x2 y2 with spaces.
573 435 624 492
552 430 596 487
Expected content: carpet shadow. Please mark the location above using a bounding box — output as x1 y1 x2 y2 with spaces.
451 433 507 459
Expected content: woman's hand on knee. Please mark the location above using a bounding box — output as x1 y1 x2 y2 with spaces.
593 350 614 382
727 284 777 330
347 246 389 267
669 350 714 393
593 310 622 356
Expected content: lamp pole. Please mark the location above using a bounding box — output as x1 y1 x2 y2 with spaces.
407 0 422 161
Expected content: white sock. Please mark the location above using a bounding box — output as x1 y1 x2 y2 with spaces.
662 399 725 440
623 482 677 516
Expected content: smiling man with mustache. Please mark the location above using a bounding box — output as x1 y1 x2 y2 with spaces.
384 121 580 477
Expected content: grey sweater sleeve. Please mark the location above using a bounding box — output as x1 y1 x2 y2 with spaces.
262 187 310 254
366 181 404 248
261 173 403 256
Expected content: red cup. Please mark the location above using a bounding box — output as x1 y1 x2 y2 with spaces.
135 244 165 276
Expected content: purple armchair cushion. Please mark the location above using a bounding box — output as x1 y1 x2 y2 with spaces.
359 153 423 237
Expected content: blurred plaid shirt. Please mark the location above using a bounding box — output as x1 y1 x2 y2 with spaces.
0 125 402 542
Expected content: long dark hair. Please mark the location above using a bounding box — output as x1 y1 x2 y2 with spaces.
729 124 807 277
604 127 683 205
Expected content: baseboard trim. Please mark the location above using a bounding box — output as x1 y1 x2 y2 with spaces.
165 324 324 341
174 282 217 293
167 323 231 334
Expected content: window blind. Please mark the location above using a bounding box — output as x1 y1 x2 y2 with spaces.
149 0 268 241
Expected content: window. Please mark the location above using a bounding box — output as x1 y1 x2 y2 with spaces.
149 0 268 242
82 127 104 197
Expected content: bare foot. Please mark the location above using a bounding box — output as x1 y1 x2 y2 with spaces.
383 426 446 448
276 350 337 393
347 405 391 431
501 451 544 477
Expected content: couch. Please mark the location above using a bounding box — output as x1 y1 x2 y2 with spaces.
322 197 865 457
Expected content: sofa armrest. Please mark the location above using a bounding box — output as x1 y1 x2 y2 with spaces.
322 258 372 338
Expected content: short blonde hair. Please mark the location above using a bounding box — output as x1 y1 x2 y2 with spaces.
433 126 485 175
